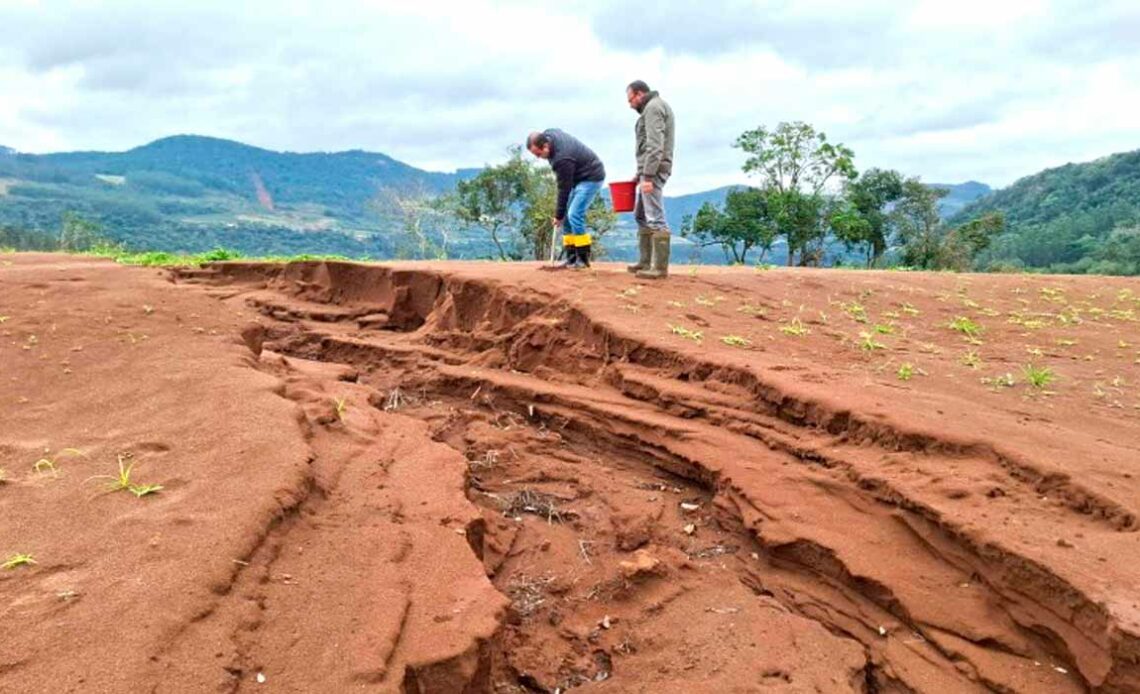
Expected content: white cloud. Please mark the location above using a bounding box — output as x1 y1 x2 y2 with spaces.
0 0 1138 194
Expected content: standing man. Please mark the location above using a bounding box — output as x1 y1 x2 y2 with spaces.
626 80 675 279
526 129 606 269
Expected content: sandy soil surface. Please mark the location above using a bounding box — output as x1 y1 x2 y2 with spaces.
2 253 1139 693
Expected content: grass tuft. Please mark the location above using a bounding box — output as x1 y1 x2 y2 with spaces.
89 453 163 498
1022 364 1056 389
2 553 36 570
780 318 809 337
948 316 984 338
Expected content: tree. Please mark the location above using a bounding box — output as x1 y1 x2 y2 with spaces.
1091 225 1140 274
59 212 102 252
894 178 1005 270
681 187 778 264
734 121 857 266
452 146 617 262
838 168 905 265
894 178 948 269
454 148 531 260
374 187 460 260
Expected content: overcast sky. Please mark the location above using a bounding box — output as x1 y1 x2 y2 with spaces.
2 0 1138 194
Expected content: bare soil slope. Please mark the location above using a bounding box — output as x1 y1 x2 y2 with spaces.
2 254 1138 693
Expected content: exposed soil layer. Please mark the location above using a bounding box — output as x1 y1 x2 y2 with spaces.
3 255 1139 693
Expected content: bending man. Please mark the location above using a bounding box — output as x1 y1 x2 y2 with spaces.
526 129 606 269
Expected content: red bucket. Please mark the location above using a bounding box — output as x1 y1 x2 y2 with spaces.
609 180 636 213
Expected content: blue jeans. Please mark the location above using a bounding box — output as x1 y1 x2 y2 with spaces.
565 180 602 245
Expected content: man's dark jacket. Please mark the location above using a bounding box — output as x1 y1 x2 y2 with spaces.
543 129 605 221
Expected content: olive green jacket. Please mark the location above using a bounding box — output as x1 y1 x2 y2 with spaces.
635 91 675 182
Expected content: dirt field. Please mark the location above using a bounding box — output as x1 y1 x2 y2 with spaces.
2 253 1139 693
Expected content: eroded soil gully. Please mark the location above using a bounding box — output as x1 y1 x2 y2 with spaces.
176 260 1139 693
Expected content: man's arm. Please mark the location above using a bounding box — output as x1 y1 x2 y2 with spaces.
640 104 666 180
553 159 576 221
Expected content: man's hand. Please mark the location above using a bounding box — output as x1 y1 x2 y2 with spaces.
640 179 654 194
552 217 563 229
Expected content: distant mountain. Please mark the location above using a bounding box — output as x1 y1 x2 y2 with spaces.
930 181 991 218
954 149 1140 273
0 135 479 257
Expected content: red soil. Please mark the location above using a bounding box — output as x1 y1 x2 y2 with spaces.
2 253 1139 693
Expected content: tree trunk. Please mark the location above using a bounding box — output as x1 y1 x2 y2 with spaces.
490 228 508 261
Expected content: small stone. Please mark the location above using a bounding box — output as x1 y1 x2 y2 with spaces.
878 625 887 637
256 672 266 684
1056 538 1075 549
682 523 696 535
619 549 662 580
601 615 612 629
1055 666 1068 674
679 502 701 513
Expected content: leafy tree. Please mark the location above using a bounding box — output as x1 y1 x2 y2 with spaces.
1089 224 1140 274
837 168 905 265
453 148 531 260
682 187 779 264
59 212 102 252
894 178 1004 270
893 178 946 269
734 121 857 265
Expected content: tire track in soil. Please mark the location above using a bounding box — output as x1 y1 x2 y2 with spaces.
171 260 1139 693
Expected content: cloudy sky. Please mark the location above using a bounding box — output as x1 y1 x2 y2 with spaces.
1 0 1138 194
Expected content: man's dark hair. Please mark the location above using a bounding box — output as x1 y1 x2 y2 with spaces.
627 80 651 94
526 132 550 150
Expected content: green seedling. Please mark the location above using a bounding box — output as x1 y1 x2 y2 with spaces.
1022 364 1056 389
89 453 163 497
897 363 915 381
882 310 901 320
948 316 983 339
721 335 750 347
754 263 775 272
33 448 83 477
694 295 717 307
1054 339 1078 347
2 553 36 570
669 325 703 342
737 303 764 316
858 332 886 351
841 302 868 323
666 300 686 308
873 324 895 335
334 396 348 420
960 349 982 369
780 319 809 337
900 303 920 317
